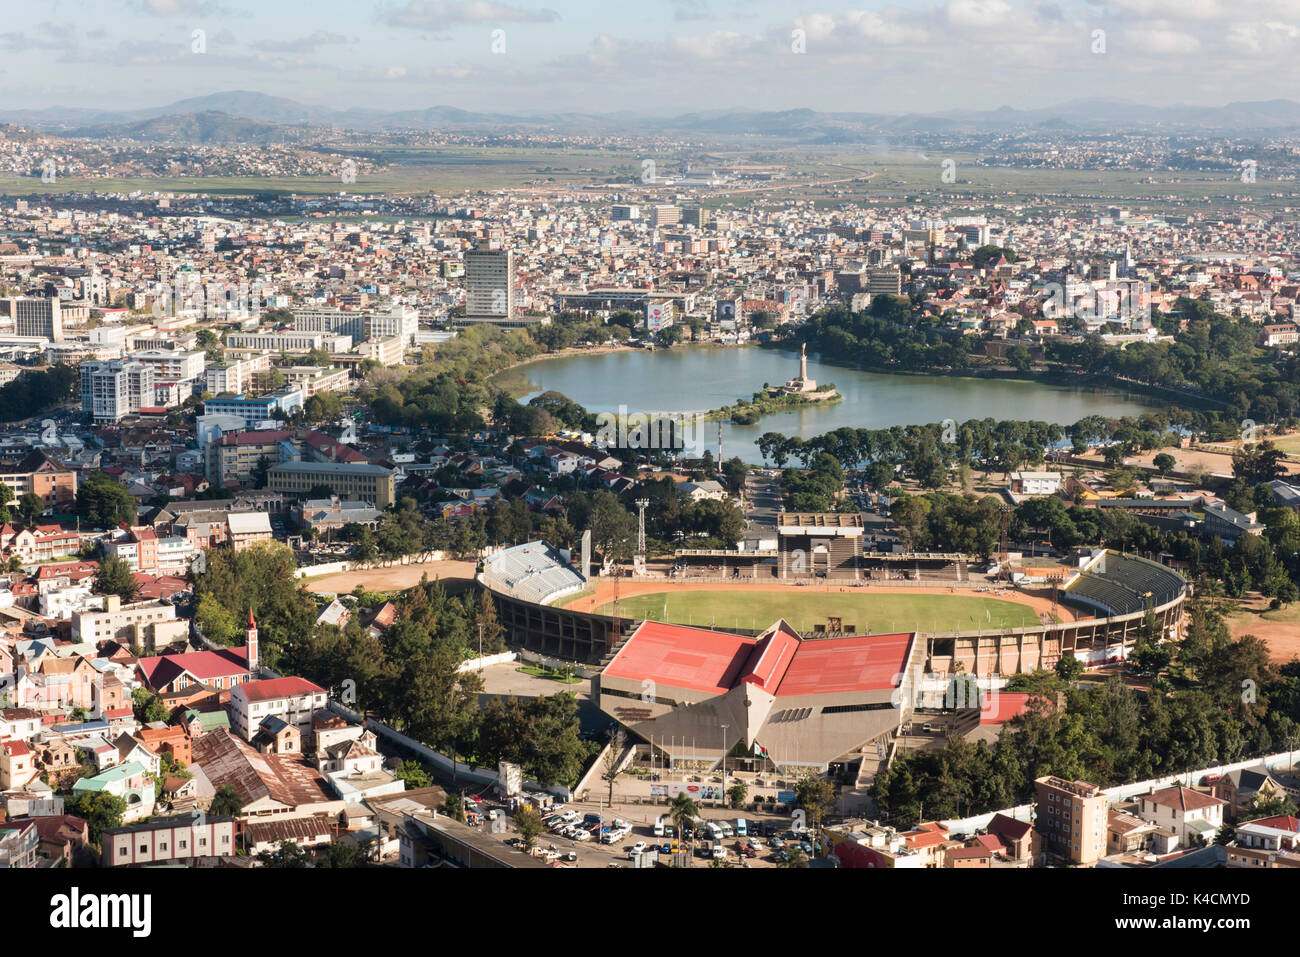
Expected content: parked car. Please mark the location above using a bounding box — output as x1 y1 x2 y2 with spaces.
769 837 785 849
712 845 727 859
629 841 647 857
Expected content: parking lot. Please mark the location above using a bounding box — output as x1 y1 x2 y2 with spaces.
457 792 823 868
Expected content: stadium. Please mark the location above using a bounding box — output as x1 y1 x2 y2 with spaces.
478 539 1189 772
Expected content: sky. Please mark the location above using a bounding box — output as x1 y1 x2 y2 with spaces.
4 0 1299 116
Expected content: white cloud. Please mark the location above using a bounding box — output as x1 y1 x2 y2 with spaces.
947 0 1014 29
377 1 560 28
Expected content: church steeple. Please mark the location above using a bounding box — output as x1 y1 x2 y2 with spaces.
246 609 259 673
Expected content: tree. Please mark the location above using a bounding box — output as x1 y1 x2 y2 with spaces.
66 791 126 846
442 792 465 822
95 554 139 603
263 839 312 868
728 782 748 810
77 471 136 526
393 760 432 790
1055 655 1084 683
250 454 271 489
209 784 244 818
601 729 627 806
131 687 170 724
669 792 699 855
514 804 543 851
794 774 836 827
16 491 44 525
1153 453 1176 476
782 847 810 868
318 838 371 867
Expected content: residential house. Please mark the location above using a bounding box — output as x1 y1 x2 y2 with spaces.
1136 785 1227 846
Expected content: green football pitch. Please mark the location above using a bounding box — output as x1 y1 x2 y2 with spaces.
595 589 1045 634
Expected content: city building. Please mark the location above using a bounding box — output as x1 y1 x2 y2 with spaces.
226 331 352 353
1034 776 1109 865
230 676 328 742
267 460 396 508
101 811 237 867
9 297 63 342
79 359 156 422
463 246 521 325
597 618 916 771
867 267 903 296
1135 785 1227 846
0 448 78 510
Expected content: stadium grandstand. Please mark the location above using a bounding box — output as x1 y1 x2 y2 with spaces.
595 618 919 772
1062 549 1187 618
479 541 585 606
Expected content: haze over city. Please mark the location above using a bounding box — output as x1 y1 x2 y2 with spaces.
6 0 1300 115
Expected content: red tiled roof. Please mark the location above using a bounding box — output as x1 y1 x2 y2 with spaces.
988 812 1032 841
137 647 249 689
1247 815 1300 833
236 676 326 703
1144 785 1227 812
948 844 993 860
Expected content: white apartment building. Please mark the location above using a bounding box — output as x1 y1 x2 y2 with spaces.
365 304 419 345
79 359 156 422
355 335 404 366
70 596 178 644
1009 471 1063 496
132 348 206 383
226 331 352 353
230 677 329 742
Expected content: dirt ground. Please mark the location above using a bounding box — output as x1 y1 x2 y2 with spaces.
302 559 477 595
559 578 1080 624
1226 595 1300 664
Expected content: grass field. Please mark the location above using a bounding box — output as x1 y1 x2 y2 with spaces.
595 589 1044 634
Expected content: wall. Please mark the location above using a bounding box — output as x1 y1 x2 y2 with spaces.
939 748 1300 835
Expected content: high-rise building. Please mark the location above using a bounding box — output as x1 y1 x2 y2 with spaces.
80 360 156 423
612 204 641 221
10 297 63 342
650 205 681 228
1034 776 1108 866
681 207 710 229
463 247 519 325
867 267 903 297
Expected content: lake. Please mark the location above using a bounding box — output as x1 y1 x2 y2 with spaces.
516 345 1163 464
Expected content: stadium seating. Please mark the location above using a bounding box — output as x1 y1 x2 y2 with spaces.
1064 551 1185 617
481 541 584 605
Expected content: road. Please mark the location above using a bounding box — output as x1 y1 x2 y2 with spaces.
743 470 782 545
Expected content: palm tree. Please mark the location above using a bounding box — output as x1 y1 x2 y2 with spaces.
669 792 699 860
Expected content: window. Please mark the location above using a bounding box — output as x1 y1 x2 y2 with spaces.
119 847 127 857
179 840 187 849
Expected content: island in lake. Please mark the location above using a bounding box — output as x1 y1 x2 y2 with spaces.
708 343 841 425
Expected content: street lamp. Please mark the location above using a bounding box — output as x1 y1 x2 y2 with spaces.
720 723 728 809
